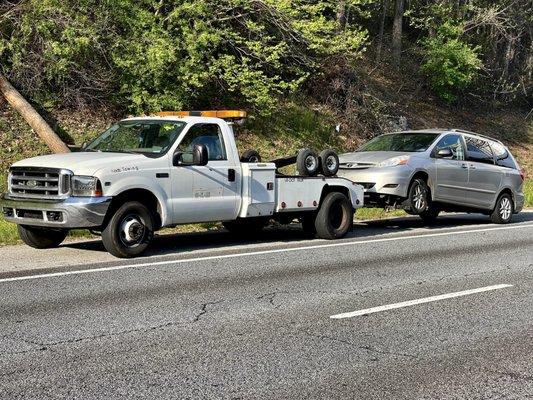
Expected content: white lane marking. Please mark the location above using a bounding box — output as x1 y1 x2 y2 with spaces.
0 223 532 284
330 284 514 319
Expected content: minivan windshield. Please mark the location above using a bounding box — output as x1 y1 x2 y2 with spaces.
85 120 186 156
358 133 439 152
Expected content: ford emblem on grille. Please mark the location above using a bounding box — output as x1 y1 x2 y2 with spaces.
26 180 38 188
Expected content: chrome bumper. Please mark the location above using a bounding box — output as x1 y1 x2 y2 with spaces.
1 194 111 228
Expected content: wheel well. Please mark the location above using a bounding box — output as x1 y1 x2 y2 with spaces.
105 189 163 230
320 185 350 204
497 188 514 207
410 171 431 197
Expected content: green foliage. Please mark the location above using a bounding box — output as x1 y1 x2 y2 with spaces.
420 22 482 103
0 0 368 114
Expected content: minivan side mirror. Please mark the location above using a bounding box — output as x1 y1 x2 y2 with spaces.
436 148 453 158
173 144 208 166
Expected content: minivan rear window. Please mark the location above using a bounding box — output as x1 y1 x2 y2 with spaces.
490 142 516 169
465 136 494 165
358 133 439 152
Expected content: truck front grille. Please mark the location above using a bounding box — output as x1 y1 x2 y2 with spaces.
8 167 71 199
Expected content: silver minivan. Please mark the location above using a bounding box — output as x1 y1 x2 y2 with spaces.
337 129 525 223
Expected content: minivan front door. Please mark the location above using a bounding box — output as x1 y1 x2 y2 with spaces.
433 134 469 204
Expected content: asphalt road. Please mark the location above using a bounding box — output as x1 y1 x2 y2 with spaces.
0 213 532 399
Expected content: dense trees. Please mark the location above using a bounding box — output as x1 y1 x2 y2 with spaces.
0 0 530 112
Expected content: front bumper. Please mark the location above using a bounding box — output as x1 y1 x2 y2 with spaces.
1 194 112 229
337 166 412 198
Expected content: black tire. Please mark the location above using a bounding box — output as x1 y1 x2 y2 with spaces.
490 193 514 224
240 149 262 163
296 148 319 177
223 218 268 236
319 149 339 177
419 204 440 224
18 225 68 249
407 178 430 215
300 213 317 237
315 192 353 239
101 201 154 258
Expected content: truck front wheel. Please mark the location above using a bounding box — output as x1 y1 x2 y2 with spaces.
18 225 68 249
102 201 154 258
315 192 353 239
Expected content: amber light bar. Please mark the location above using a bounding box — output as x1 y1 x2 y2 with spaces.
156 110 247 120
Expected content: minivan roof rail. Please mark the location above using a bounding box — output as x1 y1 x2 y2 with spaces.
448 128 503 144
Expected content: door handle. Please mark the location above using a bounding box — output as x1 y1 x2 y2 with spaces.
461 163 468 169
469 164 476 170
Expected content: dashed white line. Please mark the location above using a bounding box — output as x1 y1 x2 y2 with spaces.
0 223 531 284
330 284 514 319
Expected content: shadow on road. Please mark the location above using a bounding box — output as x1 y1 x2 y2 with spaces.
63 212 533 258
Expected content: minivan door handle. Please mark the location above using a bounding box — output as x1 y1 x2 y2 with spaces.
460 163 468 169
469 163 476 170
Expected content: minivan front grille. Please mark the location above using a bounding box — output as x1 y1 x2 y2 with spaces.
8 167 72 199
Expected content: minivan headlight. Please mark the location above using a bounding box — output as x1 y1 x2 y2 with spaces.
377 155 410 168
71 176 102 197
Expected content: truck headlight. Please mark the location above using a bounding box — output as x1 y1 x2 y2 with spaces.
71 176 102 197
377 156 410 168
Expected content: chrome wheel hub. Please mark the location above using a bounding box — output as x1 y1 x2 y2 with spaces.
499 197 512 220
119 215 145 246
305 155 317 171
325 156 338 171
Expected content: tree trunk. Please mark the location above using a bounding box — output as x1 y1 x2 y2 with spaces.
337 0 347 31
376 0 388 63
0 74 70 154
392 0 404 67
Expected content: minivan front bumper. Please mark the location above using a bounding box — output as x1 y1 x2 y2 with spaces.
337 166 412 198
1 194 111 228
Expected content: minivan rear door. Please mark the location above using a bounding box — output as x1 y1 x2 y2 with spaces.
463 135 501 209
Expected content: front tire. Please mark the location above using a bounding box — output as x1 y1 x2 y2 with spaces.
315 192 353 239
407 178 430 215
102 201 154 258
490 193 513 224
18 225 68 249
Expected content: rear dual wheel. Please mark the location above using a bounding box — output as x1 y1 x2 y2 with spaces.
302 192 353 239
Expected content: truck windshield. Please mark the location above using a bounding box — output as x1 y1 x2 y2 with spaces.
358 133 439 152
84 120 186 156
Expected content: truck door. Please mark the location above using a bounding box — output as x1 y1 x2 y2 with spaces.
171 122 240 223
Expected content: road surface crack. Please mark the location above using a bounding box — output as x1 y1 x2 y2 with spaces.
193 300 224 322
299 330 417 360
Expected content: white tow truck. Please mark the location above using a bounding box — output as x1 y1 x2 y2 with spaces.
1 111 364 257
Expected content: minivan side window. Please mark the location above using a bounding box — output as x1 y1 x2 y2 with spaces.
464 136 494 165
178 123 227 161
490 142 516 169
434 134 465 161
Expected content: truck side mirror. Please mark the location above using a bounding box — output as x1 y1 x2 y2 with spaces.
436 148 453 158
173 144 208 166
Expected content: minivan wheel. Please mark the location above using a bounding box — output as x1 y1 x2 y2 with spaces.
407 178 429 215
490 193 513 224
102 201 154 258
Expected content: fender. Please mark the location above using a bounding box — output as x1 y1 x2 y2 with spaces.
104 175 172 226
